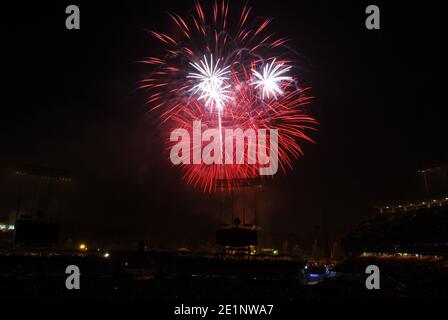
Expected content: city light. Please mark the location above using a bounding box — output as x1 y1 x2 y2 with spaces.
0 224 15 232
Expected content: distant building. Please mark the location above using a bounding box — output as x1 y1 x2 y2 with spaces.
8 165 71 248
343 165 448 256
0 223 15 249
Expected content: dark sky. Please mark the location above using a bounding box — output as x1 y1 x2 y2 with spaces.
1 1 447 248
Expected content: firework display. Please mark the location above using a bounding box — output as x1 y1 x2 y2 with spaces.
142 0 318 192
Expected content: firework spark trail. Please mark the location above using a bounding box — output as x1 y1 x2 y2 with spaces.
142 0 318 192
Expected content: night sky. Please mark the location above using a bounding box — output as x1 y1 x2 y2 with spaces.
1 1 447 248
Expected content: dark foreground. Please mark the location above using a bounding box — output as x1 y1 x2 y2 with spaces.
0 252 447 300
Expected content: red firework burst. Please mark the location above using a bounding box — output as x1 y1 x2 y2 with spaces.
141 0 318 192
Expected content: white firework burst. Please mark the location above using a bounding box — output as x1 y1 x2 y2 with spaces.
252 59 292 99
188 55 233 111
